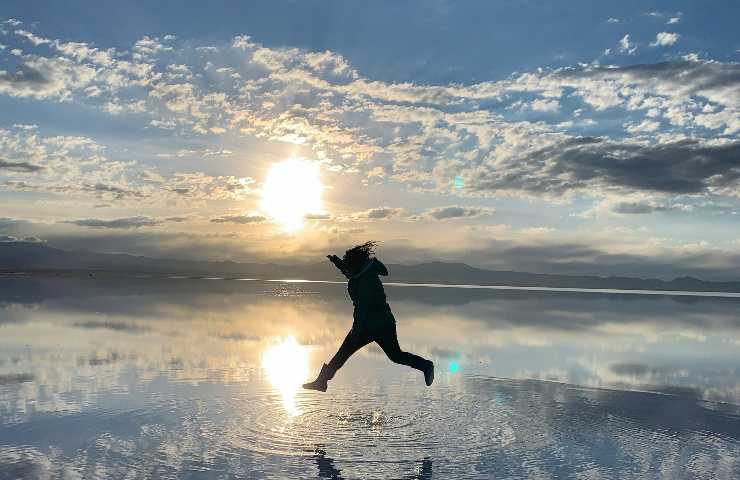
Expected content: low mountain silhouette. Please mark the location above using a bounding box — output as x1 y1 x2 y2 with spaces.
2 241 739 293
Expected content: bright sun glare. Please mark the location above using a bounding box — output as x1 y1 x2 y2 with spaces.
261 336 310 415
261 158 323 232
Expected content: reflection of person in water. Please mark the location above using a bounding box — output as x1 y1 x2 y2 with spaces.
310 444 432 480
303 241 434 392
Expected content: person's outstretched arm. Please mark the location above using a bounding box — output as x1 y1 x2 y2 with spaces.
327 254 351 279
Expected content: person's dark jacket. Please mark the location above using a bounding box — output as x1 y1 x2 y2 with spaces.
347 258 393 335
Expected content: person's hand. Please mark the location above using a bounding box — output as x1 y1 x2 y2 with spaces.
327 254 351 278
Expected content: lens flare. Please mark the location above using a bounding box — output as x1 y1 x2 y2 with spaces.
261 336 309 415
449 361 460 373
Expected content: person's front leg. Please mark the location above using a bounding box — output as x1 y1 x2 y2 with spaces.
327 329 369 374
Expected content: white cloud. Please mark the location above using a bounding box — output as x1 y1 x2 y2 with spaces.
0 126 255 208
2 28 739 206
529 98 560 112
14 29 51 46
624 119 661 134
650 32 680 47
695 109 740 136
618 34 637 55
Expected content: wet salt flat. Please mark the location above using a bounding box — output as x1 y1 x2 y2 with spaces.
1 276 740 479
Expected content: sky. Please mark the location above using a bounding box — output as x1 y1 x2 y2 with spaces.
0 0 739 279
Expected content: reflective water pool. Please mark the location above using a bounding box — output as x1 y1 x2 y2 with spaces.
1 276 740 479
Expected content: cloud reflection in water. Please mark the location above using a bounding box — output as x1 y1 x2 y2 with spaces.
2 277 740 478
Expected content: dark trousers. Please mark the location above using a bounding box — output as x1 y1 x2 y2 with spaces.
326 321 429 379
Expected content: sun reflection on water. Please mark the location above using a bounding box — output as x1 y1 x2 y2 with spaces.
261 336 310 415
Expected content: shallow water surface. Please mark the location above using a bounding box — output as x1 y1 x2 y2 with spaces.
1 276 740 479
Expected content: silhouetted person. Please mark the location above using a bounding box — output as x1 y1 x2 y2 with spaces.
309 445 432 480
303 241 434 392
310 445 344 479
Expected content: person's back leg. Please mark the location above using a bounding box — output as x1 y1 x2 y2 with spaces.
303 329 371 391
375 324 434 386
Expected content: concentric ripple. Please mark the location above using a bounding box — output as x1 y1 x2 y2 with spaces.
219 372 740 479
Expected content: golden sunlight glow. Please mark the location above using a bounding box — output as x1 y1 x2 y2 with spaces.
261 336 309 415
261 158 323 232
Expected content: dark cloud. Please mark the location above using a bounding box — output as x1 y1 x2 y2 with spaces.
598 199 737 216
567 60 740 99
83 352 124 366
472 138 740 196
210 213 266 224
3 180 35 191
215 332 261 341
13 182 148 200
351 207 406 220
305 213 332 220
612 202 673 214
65 216 164 229
0 158 43 173
81 183 146 199
73 320 150 334
424 206 494 220
0 373 34 385
0 64 49 88
366 208 402 219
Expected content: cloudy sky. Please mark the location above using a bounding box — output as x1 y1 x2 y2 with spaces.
1 0 739 279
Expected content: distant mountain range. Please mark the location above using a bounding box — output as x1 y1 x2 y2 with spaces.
2 241 740 293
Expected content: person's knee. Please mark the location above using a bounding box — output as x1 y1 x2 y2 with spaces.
386 349 406 363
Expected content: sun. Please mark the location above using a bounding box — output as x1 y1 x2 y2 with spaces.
261 158 323 231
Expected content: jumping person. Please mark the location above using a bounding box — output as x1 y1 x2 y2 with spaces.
303 241 434 392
